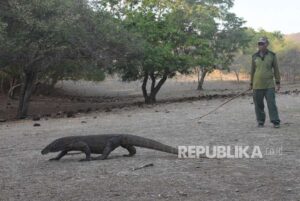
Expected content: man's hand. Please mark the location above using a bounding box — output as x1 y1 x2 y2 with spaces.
276 84 281 92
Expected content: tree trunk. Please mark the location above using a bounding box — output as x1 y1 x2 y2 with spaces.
195 67 200 83
144 93 156 104
8 83 21 99
234 70 240 83
50 77 58 89
293 65 296 84
142 71 168 104
17 70 36 119
0 78 4 94
197 69 208 90
141 72 149 102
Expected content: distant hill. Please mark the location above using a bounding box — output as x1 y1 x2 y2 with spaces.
286 33 300 44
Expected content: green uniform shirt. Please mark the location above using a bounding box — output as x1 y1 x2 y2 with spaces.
250 50 280 89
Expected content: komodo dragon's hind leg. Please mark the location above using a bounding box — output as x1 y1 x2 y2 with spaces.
92 138 121 160
121 145 136 157
49 150 68 161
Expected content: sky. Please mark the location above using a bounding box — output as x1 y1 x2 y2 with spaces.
231 0 300 34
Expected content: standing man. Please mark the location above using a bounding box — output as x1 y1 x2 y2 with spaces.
250 37 281 128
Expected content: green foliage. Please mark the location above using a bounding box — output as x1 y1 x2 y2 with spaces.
112 0 248 77
122 8 191 78
0 20 6 43
242 28 285 54
277 42 300 82
0 0 138 87
99 0 249 96
231 28 297 82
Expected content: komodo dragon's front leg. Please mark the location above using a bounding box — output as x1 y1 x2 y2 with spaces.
49 150 68 161
49 141 91 161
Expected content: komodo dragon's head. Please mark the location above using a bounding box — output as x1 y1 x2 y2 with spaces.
41 138 69 155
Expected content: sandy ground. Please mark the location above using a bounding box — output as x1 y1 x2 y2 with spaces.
1 92 300 201
1 79 248 121
0 79 251 121
1 78 300 121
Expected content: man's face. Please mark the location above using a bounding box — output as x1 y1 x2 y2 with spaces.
258 42 268 51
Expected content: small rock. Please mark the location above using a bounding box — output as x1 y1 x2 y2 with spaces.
93 116 97 119
0 119 7 123
105 108 112 112
66 111 75 118
56 111 63 116
32 116 40 121
158 193 169 198
81 121 87 124
178 191 188 197
137 102 143 107
77 109 84 113
86 108 92 113
33 123 41 127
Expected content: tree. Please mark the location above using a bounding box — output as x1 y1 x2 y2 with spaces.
0 0 94 118
100 0 249 101
278 43 300 82
110 0 193 104
0 20 5 44
0 0 137 118
191 2 249 90
230 28 286 83
229 53 250 82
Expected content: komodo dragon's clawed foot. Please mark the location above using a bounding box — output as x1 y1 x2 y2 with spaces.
79 158 92 162
49 158 60 161
123 154 135 157
90 156 107 160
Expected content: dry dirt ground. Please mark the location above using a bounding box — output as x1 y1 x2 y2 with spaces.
1 78 300 121
0 90 300 201
1 79 251 121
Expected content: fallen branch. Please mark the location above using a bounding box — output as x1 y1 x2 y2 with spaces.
132 163 154 171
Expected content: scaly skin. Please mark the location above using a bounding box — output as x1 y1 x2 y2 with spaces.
41 134 178 161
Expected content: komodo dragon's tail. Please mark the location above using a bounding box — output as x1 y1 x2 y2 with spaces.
122 134 178 154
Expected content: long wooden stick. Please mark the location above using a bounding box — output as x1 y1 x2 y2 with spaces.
193 89 251 120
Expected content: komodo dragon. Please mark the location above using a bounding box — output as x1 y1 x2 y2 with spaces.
41 134 178 161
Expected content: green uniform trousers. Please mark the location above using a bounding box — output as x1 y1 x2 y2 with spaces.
253 88 280 124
